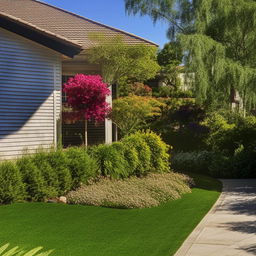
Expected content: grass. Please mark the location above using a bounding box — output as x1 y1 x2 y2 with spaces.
0 173 222 256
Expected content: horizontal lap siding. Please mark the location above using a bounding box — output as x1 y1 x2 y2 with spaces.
0 28 61 160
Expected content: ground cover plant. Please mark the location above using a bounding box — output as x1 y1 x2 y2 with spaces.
0 174 221 256
67 172 193 208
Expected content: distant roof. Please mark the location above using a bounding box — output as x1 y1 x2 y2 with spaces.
1 0 158 50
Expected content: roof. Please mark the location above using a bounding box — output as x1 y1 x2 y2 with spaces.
0 0 158 50
0 11 82 57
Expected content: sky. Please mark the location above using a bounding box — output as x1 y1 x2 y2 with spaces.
41 0 170 48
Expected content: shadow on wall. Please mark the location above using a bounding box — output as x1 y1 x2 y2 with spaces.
0 83 53 139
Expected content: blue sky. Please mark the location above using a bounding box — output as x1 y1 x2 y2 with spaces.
41 0 170 48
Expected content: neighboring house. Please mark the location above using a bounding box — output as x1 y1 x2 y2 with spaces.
0 0 157 160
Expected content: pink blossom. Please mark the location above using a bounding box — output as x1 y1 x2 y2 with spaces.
63 74 111 122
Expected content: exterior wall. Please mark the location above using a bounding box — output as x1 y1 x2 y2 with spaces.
0 28 62 160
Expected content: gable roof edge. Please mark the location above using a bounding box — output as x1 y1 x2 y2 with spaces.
35 0 158 47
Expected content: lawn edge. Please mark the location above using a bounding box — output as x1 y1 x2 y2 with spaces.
173 179 224 256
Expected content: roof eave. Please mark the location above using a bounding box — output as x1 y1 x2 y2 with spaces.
0 12 82 58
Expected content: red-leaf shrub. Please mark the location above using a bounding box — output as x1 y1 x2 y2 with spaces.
63 74 111 122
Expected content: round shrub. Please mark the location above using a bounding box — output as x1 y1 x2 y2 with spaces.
17 156 47 201
47 150 72 195
139 130 170 172
90 143 128 179
0 161 25 204
111 142 139 176
65 147 99 189
122 133 151 175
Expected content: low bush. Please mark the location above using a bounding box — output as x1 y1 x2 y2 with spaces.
90 143 129 179
65 147 99 188
203 113 256 155
172 149 256 178
67 172 193 209
47 150 72 195
111 142 139 176
17 156 47 201
172 151 214 174
139 130 170 172
32 151 59 198
122 133 151 175
0 161 25 204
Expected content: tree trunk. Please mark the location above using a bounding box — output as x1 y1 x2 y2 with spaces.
85 119 88 147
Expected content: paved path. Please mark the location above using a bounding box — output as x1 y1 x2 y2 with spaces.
175 179 256 256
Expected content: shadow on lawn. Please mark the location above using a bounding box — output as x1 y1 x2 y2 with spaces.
183 172 223 192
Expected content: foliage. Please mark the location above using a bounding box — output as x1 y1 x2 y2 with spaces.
87 34 160 84
131 82 152 96
154 86 193 98
203 113 256 155
89 144 129 179
17 156 48 201
180 1 256 110
0 243 53 256
67 172 192 208
172 151 214 174
150 100 208 151
157 42 183 88
111 142 139 176
32 151 59 198
63 74 111 122
111 96 165 136
0 161 24 204
138 130 170 172
46 150 72 195
122 133 151 175
65 147 99 189
125 0 256 111
125 0 193 39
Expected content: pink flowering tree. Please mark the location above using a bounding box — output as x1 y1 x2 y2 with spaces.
63 74 111 146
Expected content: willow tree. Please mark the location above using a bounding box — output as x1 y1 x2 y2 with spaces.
125 0 256 111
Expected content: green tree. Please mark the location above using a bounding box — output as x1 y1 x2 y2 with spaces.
87 33 160 85
157 41 183 88
111 96 165 136
125 0 256 112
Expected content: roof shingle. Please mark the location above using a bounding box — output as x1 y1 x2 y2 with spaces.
1 0 158 49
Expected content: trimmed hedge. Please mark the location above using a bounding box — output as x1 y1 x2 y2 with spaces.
0 161 25 204
0 130 171 204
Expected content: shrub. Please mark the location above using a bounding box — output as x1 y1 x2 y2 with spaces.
32 151 59 198
122 133 151 175
67 172 193 209
111 142 139 176
47 150 72 195
0 161 24 204
65 147 99 189
172 151 214 174
90 143 129 179
17 156 47 201
138 130 170 172
203 113 256 155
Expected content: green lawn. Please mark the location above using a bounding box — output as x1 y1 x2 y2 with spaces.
0 174 221 256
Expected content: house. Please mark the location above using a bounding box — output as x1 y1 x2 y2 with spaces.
0 0 157 160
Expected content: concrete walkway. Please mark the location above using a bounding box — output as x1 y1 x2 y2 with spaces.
175 179 256 256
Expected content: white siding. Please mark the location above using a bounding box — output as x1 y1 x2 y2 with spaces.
0 28 62 160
